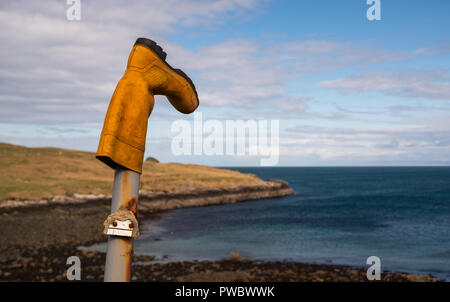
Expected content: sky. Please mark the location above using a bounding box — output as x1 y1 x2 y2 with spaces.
0 0 449 166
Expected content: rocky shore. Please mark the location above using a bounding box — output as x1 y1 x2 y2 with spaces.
0 179 439 282
0 179 293 211
0 248 436 282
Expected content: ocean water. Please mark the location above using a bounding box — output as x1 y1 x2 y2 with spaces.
90 167 450 280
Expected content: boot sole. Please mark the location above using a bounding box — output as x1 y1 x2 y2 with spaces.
134 38 199 103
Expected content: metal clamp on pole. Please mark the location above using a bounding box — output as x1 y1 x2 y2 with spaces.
104 206 140 238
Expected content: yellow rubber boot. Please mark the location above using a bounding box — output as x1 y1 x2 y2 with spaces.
96 38 199 173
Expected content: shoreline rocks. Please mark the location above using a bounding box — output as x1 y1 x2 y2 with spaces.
0 179 293 265
0 179 293 213
0 248 438 282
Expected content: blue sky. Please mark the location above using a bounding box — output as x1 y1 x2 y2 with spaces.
0 0 449 166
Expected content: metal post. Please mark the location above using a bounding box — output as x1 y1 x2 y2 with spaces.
104 168 140 282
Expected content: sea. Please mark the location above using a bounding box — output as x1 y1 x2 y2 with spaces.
89 167 450 280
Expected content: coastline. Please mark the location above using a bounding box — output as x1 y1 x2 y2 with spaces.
0 179 293 212
0 180 438 282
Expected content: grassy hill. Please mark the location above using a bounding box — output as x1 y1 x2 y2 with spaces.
0 143 264 201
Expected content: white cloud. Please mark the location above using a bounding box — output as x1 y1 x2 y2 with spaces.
276 40 434 77
280 124 450 164
0 0 264 123
319 70 450 100
2 0 444 124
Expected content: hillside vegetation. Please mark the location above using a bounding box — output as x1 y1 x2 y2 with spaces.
0 143 263 201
